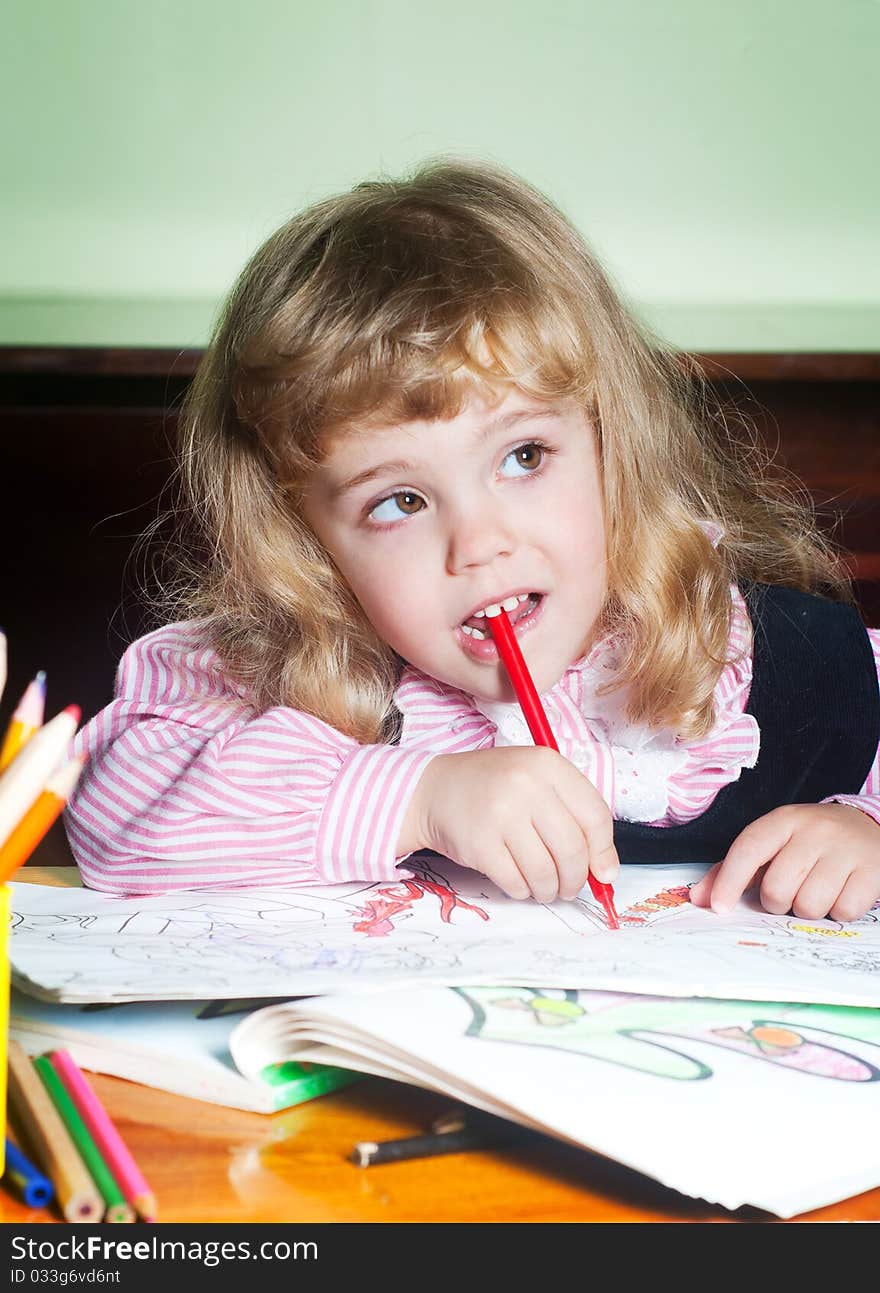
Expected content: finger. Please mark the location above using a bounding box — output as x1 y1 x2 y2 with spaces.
502 826 560 905
709 810 796 913
533 811 591 901
760 842 824 915
554 773 618 884
688 862 722 908
469 841 532 901
788 855 859 921
829 868 880 923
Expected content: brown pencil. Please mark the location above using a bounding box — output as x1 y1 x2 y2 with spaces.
7 1041 103 1223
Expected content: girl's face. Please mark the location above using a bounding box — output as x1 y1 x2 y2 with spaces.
301 389 607 702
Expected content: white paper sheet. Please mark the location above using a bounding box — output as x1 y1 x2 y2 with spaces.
10 855 880 1005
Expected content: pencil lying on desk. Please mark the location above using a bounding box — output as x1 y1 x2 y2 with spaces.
351 1115 534 1167
50 1049 157 1223
7 1041 103 1223
34 1056 134 1223
2 1137 55 1209
486 608 619 928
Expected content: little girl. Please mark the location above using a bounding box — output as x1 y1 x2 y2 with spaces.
65 158 880 920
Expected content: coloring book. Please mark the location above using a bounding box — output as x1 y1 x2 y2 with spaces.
230 985 880 1217
9 857 880 1006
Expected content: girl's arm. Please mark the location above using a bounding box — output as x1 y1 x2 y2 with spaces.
63 623 438 895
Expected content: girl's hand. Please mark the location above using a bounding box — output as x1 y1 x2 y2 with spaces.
401 747 618 903
689 803 880 922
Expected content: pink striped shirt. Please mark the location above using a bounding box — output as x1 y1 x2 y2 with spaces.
64 592 880 894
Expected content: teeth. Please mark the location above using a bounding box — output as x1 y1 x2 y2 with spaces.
461 624 488 640
467 593 533 625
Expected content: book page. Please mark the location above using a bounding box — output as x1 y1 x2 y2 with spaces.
9 856 880 1006
230 984 880 1217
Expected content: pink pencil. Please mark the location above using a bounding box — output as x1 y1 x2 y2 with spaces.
49 1049 157 1223
0 670 47 772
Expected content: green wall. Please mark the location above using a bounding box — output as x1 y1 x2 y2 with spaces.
3 1 878 349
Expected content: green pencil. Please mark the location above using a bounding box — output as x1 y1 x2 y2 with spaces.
32 1056 134 1223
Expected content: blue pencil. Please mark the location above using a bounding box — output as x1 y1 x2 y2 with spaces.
3 1138 55 1209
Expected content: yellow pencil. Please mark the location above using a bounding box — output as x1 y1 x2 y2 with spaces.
6 1041 103 1223
0 671 47 772
0 757 86 883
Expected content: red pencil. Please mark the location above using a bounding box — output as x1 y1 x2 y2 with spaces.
487 609 620 929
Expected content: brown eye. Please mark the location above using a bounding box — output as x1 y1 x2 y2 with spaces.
516 444 542 469
501 442 545 476
368 490 426 522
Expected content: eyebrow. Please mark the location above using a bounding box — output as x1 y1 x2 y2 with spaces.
330 407 562 498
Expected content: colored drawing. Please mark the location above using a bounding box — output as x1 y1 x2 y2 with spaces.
456 986 880 1082
351 867 489 937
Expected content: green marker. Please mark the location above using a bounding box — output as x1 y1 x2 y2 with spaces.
260 1060 363 1111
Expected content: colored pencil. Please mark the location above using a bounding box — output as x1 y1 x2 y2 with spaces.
486 608 619 928
0 756 86 883
0 671 47 772
2 1136 55 1209
50 1049 157 1223
350 1116 533 1167
0 704 80 849
33 1056 134 1223
6 1040 102 1223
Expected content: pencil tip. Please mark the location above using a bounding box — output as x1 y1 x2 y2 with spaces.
62 704 81 725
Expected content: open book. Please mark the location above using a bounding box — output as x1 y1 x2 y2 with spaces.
9 988 362 1113
229 984 880 1218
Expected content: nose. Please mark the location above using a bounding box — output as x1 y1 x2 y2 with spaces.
445 496 517 574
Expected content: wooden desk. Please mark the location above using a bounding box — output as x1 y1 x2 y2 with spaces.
3 870 879 1225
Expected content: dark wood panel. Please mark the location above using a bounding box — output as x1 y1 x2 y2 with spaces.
0 405 175 721
2 345 880 382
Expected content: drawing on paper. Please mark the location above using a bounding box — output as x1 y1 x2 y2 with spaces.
456 987 880 1082
10 858 880 1004
618 884 692 926
350 863 490 937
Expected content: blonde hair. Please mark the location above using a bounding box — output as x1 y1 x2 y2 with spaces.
171 156 849 743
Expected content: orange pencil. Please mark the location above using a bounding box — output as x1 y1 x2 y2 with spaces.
0 671 47 772
0 756 86 883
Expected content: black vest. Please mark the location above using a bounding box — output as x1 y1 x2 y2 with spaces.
613 583 880 864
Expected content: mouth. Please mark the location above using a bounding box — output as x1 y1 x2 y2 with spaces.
456 592 545 656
